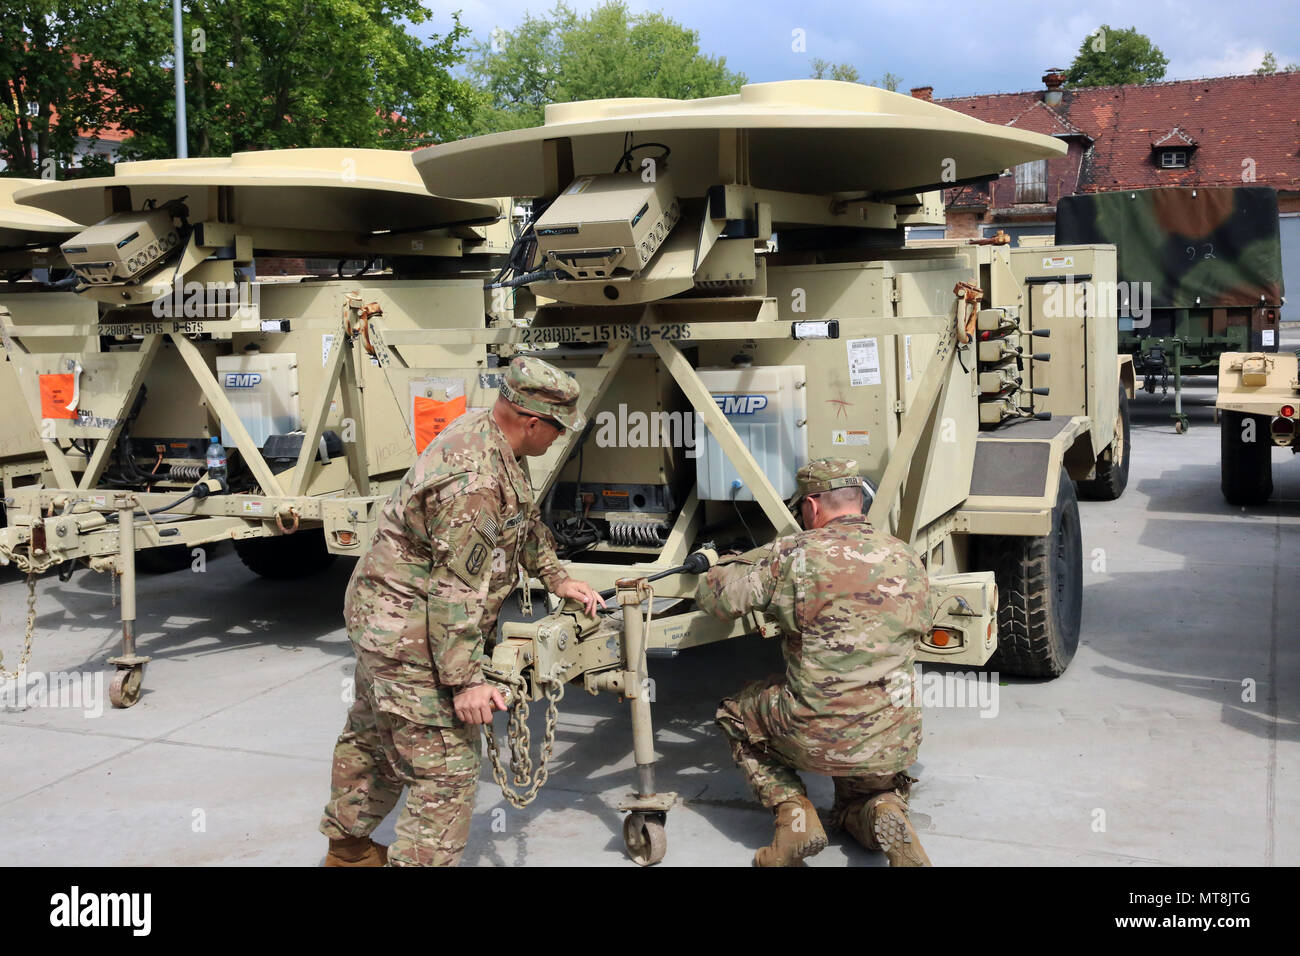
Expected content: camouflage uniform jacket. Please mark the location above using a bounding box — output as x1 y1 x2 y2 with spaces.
696 514 930 773
344 408 569 726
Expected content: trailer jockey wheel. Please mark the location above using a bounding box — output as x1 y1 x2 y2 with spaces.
623 811 667 866
109 665 144 708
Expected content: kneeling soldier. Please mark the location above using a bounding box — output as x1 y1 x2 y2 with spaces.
696 458 932 867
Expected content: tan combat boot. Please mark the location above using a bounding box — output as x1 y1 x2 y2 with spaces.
324 835 389 867
753 795 828 867
843 792 931 867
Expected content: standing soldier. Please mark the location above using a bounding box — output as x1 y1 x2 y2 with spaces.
320 356 604 867
697 458 932 867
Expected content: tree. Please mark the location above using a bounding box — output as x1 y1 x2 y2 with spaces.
0 2 120 177
469 2 745 134
810 58 860 83
1255 50 1299 73
102 0 480 159
1064 24 1168 86
876 71 902 92
810 61 900 91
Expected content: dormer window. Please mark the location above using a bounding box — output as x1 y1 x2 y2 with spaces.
1015 159 1048 203
1159 150 1188 168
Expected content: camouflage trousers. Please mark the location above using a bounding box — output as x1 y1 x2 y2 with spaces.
716 676 917 824
320 650 481 867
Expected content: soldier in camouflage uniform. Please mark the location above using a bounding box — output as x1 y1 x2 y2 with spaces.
320 356 604 867
697 458 933 867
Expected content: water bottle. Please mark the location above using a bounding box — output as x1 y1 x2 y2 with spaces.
205 436 227 487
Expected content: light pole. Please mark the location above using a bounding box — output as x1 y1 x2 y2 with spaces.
173 0 188 158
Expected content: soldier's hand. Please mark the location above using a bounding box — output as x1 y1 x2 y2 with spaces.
454 684 507 725
554 578 606 617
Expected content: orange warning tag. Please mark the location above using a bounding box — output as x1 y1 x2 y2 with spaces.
39 373 78 419
413 394 466 453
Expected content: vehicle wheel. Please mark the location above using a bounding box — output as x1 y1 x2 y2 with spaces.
109 666 144 708
623 811 667 866
234 528 336 579
978 469 1083 678
1077 385 1130 501
1220 411 1273 505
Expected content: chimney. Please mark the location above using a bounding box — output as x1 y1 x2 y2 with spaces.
1042 68 1065 107
910 86 933 102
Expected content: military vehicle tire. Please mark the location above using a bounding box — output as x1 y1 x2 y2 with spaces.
980 469 1083 678
1076 385 1131 501
1220 411 1272 505
234 529 336 579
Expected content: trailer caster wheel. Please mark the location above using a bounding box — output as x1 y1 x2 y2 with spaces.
110 666 144 708
623 811 667 866
1174 418 1188 435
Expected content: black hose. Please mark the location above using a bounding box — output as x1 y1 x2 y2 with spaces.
106 487 200 523
597 564 691 601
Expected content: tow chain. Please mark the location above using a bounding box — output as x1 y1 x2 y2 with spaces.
0 572 38 679
483 677 565 808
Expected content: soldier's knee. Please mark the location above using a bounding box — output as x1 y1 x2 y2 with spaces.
390 779 475 867
715 697 746 739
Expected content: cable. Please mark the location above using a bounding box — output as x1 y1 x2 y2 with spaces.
613 134 671 174
106 487 200 523
730 482 758 549
488 267 557 290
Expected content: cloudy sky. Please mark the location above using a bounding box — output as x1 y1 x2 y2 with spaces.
421 0 1299 97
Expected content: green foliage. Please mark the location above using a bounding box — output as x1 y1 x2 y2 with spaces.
809 60 899 91
1254 51 1296 74
109 0 480 159
2 0 480 171
469 1 745 134
876 71 902 92
1064 24 1168 87
0 1 120 177
810 58 860 83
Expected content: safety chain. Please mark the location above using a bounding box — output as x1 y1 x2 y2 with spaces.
0 572 38 680
483 677 565 809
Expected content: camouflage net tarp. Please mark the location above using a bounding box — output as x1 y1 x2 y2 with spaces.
1056 186 1284 309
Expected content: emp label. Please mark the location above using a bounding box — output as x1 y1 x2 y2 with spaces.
1041 255 1075 269
242 501 265 515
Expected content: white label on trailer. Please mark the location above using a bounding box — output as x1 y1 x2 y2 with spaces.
847 337 881 387
242 500 265 515
322 334 335 367
832 428 870 446
1041 255 1074 269
905 335 913 382
1262 329 1276 347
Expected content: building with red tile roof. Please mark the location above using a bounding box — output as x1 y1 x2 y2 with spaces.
910 70 1300 319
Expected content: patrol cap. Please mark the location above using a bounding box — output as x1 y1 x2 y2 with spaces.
787 457 864 508
500 355 585 431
